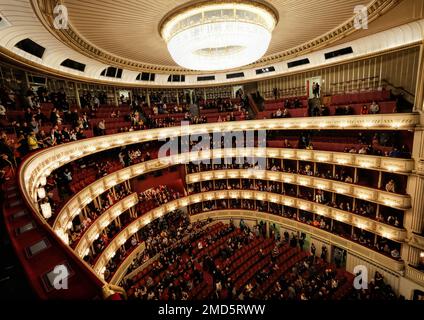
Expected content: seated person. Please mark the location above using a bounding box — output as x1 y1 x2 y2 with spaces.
385 179 396 193
369 101 380 114
391 248 400 259
275 108 282 118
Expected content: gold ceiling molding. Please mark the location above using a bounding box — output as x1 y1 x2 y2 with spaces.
158 0 280 41
30 0 400 74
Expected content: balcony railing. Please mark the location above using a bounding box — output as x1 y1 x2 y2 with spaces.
53 149 414 236
187 169 411 209
191 210 405 273
16 114 419 290
21 114 419 225
90 191 407 279
74 193 139 256
405 266 424 287
92 200 405 280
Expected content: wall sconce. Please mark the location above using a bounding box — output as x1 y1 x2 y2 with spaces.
359 162 372 168
358 193 370 200
39 176 47 187
384 200 396 207
40 202 52 219
386 165 399 172
357 222 366 230
37 188 46 199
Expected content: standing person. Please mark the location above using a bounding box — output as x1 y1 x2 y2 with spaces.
299 236 305 250
321 245 328 261
273 87 278 100
311 243 316 256
27 131 39 151
97 120 106 136
315 82 320 97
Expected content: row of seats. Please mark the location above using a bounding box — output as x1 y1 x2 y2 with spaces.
258 101 397 119
330 90 391 105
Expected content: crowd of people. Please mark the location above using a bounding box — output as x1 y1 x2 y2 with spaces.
128 222 251 300
185 175 403 260
122 210 201 279
0 84 409 301
104 209 193 281
348 271 400 300
123 218 400 300
138 185 182 208
68 184 132 246
263 256 343 300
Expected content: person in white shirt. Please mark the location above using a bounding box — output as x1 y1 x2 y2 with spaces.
369 101 380 114
391 248 400 258
275 108 282 118
358 146 367 154
94 96 100 108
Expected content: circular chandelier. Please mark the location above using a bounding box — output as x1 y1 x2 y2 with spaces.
160 0 278 71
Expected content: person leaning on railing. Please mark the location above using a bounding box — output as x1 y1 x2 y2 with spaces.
27 131 39 151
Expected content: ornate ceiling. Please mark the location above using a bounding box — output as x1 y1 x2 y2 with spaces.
0 0 421 84
31 0 399 73
64 0 369 67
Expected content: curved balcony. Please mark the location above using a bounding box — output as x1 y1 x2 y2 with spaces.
21 114 419 225
103 205 405 284
52 148 414 236
405 266 424 287
190 210 406 272
91 190 406 280
73 193 139 256
409 233 424 251
186 169 411 210
14 114 419 295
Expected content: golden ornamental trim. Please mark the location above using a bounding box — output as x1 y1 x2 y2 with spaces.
30 0 398 74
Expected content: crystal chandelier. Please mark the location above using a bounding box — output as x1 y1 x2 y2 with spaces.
160 1 278 71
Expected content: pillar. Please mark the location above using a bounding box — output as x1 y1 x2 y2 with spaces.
405 175 424 234
75 83 81 108
114 88 119 106
413 43 424 113
146 91 151 107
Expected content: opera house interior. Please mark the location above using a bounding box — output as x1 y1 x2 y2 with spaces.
1 0 424 305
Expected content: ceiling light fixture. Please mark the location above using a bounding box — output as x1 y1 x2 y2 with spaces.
160 0 278 71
